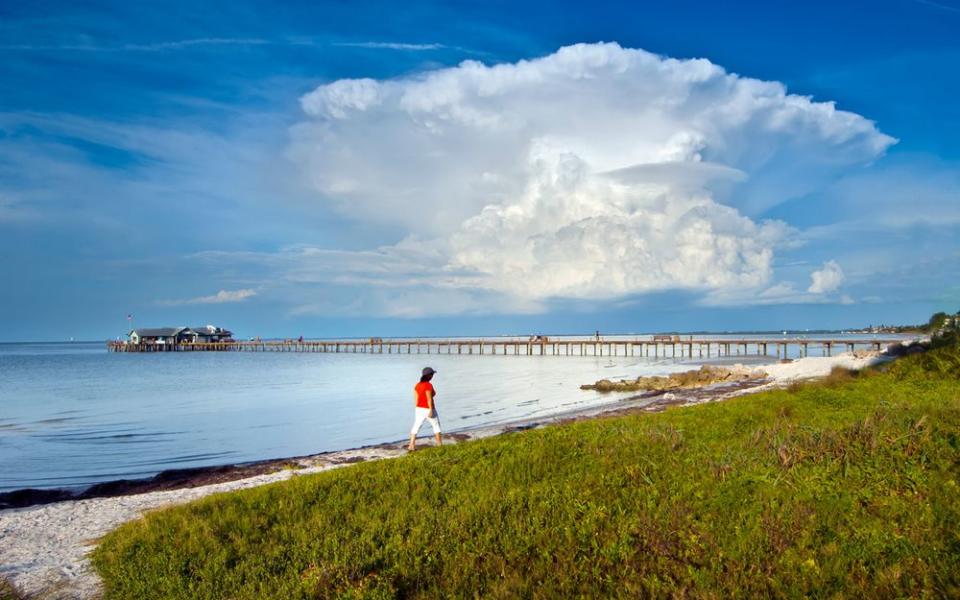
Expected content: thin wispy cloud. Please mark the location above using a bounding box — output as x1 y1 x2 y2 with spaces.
126 37 272 51
0 37 273 52
159 289 257 306
333 41 446 51
0 193 34 222
1 37 451 53
912 0 960 13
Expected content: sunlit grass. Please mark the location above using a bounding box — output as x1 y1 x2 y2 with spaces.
93 345 960 598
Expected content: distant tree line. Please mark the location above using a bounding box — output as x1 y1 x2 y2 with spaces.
927 311 959 332
859 310 960 335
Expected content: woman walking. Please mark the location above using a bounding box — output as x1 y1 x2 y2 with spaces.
408 367 442 451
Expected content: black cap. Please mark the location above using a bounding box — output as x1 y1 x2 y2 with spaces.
422 367 436 377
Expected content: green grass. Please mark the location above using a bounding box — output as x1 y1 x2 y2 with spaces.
93 346 960 599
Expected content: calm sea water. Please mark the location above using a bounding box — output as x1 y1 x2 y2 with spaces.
0 334 900 492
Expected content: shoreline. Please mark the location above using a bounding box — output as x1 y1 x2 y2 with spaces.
0 371 771 511
0 354 781 511
0 351 899 599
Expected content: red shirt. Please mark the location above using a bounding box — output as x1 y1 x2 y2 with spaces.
415 381 435 409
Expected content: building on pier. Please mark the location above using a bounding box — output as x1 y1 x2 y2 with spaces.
187 325 233 343
128 325 233 345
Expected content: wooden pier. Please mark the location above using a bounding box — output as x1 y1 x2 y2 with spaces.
107 337 905 359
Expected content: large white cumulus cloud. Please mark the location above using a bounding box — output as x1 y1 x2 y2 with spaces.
289 42 895 305
445 154 788 298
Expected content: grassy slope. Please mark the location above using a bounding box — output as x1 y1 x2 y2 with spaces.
93 349 960 599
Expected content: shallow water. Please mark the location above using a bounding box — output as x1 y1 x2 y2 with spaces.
0 334 901 492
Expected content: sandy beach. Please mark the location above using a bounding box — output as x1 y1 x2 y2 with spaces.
0 351 897 599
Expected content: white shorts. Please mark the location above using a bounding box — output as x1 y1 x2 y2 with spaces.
411 407 441 435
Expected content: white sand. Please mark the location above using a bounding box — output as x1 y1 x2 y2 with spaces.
739 349 903 393
760 352 891 381
0 349 908 599
0 447 407 599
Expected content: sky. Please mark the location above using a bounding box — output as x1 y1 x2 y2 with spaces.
1 0 959 341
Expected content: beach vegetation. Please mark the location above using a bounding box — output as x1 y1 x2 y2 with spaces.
924 309 960 336
819 364 859 386
92 344 960 599
928 311 950 331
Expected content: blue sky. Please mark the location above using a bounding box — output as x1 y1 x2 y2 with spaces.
1 0 958 341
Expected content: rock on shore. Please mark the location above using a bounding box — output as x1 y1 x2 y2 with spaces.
581 365 765 392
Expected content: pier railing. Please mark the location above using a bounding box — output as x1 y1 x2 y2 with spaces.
107 337 906 359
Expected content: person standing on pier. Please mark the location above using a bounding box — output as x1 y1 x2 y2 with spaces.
408 367 442 451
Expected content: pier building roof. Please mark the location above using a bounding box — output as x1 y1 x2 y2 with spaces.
130 327 187 337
